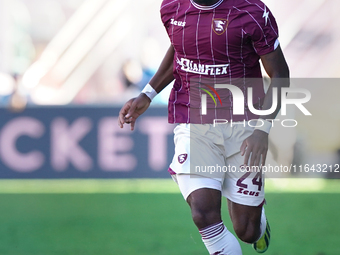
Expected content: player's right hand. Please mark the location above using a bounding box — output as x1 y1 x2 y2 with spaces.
118 93 151 131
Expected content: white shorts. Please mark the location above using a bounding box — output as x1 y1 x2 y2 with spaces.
168 123 265 207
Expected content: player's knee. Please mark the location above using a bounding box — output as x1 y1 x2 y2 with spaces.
234 223 260 244
191 210 208 228
186 188 222 229
191 209 221 229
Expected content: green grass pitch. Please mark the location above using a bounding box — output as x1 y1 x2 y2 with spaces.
0 179 339 255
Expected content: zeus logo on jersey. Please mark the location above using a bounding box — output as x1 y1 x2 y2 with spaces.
177 58 229 76
262 6 269 26
170 19 186 27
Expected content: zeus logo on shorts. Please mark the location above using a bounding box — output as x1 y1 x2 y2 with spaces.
177 58 229 76
178 154 188 164
237 188 260 197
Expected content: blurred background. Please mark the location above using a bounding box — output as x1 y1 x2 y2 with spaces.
0 0 340 254
0 0 339 106
0 0 172 106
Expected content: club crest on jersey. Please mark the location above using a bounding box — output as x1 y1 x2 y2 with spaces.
178 154 188 164
212 19 228 35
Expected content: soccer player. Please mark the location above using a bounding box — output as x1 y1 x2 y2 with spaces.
118 0 289 254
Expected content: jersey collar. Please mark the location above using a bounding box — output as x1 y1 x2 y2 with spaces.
190 0 224 10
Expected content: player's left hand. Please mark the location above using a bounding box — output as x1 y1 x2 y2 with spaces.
240 130 269 167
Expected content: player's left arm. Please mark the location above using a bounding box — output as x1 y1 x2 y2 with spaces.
241 44 290 167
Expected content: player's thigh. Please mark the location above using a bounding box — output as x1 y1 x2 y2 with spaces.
227 199 262 222
176 174 223 228
227 199 262 240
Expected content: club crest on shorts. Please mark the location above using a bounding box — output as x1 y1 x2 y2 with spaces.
178 154 188 164
212 19 228 35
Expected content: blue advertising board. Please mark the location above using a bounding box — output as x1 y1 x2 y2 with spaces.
0 106 175 178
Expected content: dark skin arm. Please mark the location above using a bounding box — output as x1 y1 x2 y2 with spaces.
240 45 290 167
118 45 175 130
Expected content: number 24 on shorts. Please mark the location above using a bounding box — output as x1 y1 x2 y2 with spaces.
236 172 263 197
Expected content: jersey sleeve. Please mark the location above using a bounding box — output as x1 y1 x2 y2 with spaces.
247 5 279 56
160 0 177 32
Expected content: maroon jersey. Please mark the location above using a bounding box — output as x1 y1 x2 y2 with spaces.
160 0 279 123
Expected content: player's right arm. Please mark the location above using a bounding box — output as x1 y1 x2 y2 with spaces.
118 45 175 130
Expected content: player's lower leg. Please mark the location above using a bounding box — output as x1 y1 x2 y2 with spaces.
252 207 270 253
199 221 242 255
186 188 242 255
